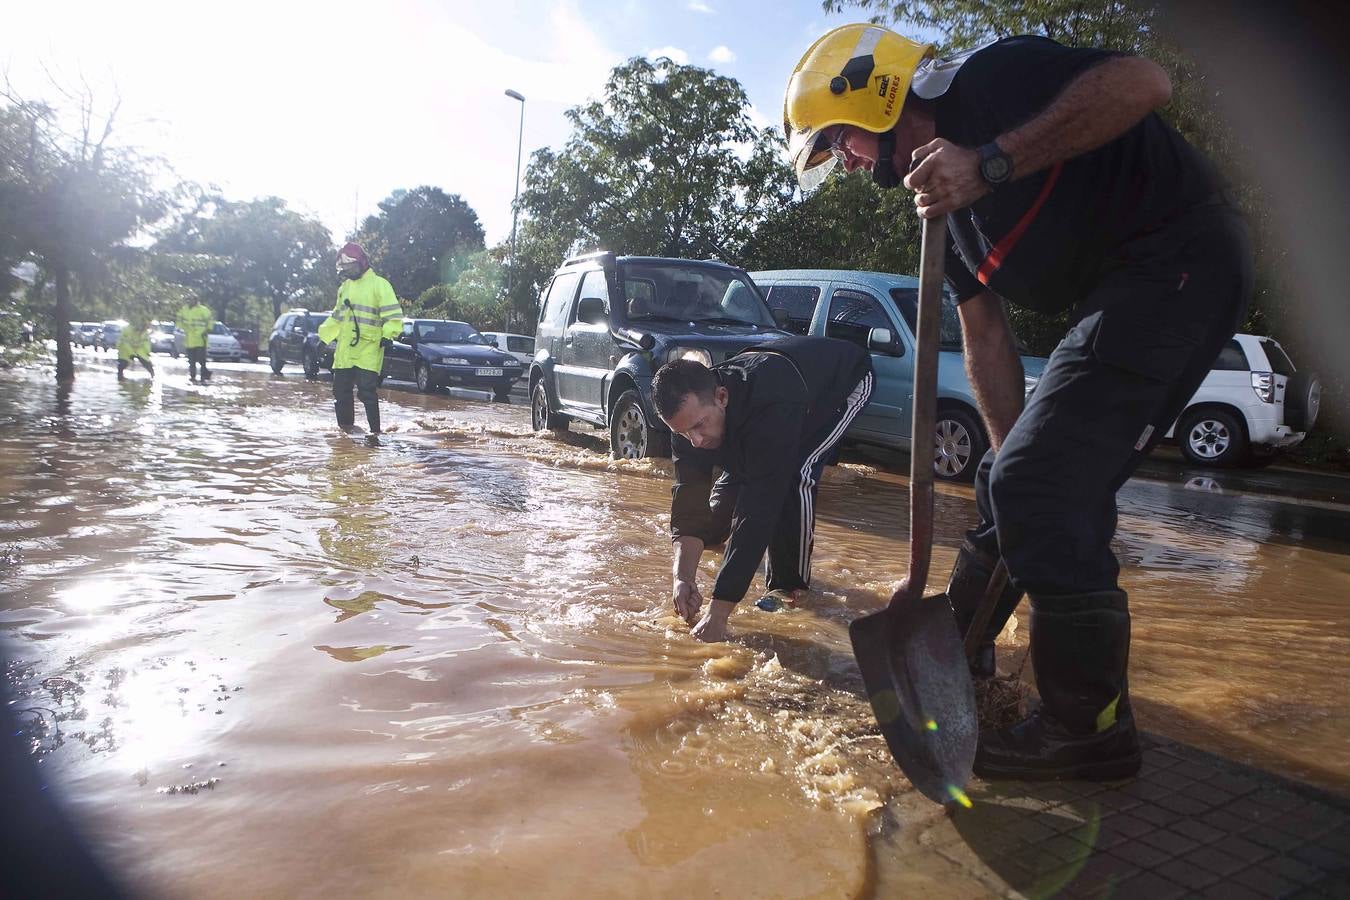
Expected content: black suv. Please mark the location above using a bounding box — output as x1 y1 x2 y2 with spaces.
268 309 335 377
529 252 790 458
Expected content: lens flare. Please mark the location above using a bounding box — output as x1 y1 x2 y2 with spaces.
946 784 973 808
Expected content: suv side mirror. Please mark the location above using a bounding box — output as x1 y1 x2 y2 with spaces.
398 332 413 344
772 308 791 329
867 327 903 356
577 297 608 325
291 325 304 333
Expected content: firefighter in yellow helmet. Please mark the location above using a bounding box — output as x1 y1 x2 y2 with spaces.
317 242 403 434
787 24 1251 782
176 297 214 382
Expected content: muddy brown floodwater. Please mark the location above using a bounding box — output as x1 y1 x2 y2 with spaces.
2 355 1348 898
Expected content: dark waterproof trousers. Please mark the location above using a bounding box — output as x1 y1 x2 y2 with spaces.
186 347 209 381
333 366 381 433
968 202 1252 602
707 371 874 594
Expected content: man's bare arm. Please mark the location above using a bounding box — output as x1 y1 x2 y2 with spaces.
907 55 1172 218
672 536 706 624
957 291 1024 451
996 55 1172 180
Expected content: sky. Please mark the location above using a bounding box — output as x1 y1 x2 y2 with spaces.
2 0 874 249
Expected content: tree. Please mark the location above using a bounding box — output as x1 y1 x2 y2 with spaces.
512 56 796 323
1 86 169 381
353 186 484 302
154 192 333 325
414 251 509 331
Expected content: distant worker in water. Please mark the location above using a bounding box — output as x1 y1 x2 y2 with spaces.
652 335 874 643
176 296 214 382
318 242 403 435
116 318 155 381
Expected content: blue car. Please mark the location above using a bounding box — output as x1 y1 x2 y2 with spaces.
383 319 524 400
750 269 1048 482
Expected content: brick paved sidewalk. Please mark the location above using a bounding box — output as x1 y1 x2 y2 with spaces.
871 732 1350 898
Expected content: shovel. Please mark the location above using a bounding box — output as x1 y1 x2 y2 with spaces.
848 216 979 805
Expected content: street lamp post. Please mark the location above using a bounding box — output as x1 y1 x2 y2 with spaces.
504 89 525 322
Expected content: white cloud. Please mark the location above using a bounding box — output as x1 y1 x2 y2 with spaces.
708 45 736 64
687 0 714 12
646 45 690 65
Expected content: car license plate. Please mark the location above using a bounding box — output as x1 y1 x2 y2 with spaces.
474 367 503 376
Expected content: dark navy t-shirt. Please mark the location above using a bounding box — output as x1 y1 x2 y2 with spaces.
934 36 1224 313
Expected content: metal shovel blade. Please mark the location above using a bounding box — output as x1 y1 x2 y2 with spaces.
849 594 978 805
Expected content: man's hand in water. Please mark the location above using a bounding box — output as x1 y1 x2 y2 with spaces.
691 599 735 643
672 579 703 625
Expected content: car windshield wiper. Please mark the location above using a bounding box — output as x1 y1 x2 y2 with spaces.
629 314 694 324
692 316 759 326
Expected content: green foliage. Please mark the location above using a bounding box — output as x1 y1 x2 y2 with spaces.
1 89 171 380
154 191 333 324
414 251 509 331
512 56 796 325
353 186 485 302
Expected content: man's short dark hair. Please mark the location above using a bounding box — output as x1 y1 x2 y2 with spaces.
652 358 717 422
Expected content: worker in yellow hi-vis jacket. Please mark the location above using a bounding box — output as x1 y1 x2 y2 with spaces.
317 242 403 434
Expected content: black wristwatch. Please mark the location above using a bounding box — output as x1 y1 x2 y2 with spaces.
977 141 1013 189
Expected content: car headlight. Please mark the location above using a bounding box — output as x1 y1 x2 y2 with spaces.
503 358 520 366
1251 371 1274 403
668 347 711 367
444 357 469 366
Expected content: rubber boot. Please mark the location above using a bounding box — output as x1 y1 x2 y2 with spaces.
945 540 1023 678
365 403 381 435
974 590 1141 781
334 396 356 431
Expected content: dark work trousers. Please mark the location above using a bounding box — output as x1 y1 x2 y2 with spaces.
332 366 382 432
708 371 874 594
186 346 210 381
117 356 154 378
967 202 1252 600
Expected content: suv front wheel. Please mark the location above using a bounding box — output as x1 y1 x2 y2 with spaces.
269 344 284 374
1178 407 1247 467
302 348 319 379
610 390 670 459
531 380 570 433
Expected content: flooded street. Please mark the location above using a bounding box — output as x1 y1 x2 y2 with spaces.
3 352 1348 898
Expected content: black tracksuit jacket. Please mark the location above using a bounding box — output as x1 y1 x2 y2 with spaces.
669 335 872 603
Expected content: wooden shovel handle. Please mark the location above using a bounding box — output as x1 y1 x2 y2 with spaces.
900 216 945 602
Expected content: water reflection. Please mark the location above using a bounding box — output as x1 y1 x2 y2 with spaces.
1 358 1348 897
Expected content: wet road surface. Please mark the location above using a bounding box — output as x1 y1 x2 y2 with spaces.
2 350 1347 898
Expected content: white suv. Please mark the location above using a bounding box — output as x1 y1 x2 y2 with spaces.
479 331 535 368
1168 333 1320 467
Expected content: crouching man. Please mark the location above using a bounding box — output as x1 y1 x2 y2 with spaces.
653 335 873 642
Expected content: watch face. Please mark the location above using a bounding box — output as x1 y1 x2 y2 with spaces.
982 154 1011 182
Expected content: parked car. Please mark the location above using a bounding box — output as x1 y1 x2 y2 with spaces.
751 269 1049 482
479 331 536 369
98 320 127 352
175 321 243 361
383 319 524 399
267 309 335 377
150 321 176 355
230 327 260 361
76 323 101 347
530 252 791 459
1167 333 1320 467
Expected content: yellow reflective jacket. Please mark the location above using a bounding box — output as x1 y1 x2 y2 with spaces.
176 303 213 349
317 268 403 372
118 327 151 361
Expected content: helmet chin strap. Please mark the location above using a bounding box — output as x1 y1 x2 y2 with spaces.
872 128 903 189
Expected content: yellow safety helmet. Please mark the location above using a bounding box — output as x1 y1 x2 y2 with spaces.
784 24 934 191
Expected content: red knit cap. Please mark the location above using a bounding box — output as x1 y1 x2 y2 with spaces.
337 242 369 267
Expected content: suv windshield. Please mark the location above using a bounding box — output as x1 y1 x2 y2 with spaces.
416 321 487 344
622 262 775 327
